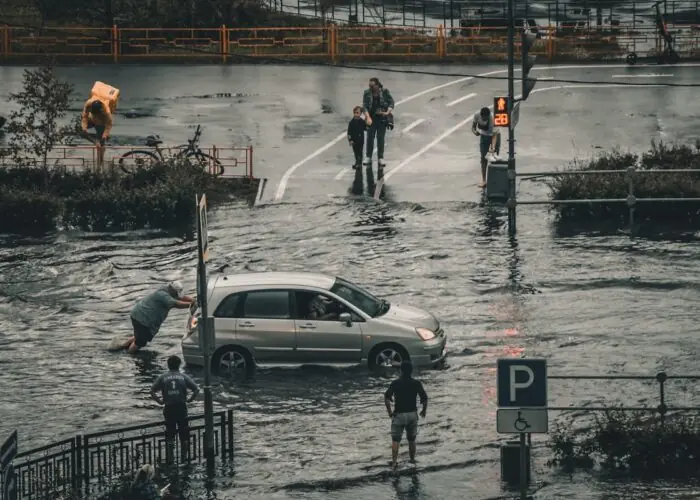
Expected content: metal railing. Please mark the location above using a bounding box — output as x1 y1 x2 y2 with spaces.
0 23 698 62
515 167 700 233
0 145 255 179
261 0 700 30
0 410 234 499
546 372 700 418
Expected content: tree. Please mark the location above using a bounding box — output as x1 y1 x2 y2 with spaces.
6 60 76 178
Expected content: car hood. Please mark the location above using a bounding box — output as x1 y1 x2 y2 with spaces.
377 303 439 331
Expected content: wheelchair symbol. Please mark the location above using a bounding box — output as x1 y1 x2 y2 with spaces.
514 411 531 432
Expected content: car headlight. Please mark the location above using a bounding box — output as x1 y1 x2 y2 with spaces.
416 328 436 341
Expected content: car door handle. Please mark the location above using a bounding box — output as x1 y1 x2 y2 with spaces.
298 323 316 329
239 321 255 327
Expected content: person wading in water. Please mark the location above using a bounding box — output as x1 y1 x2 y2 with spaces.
384 361 428 468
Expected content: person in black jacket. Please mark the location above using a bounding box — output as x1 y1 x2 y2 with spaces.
347 105 366 170
384 361 428 468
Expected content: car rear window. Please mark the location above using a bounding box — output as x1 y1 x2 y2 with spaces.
243 290 291 319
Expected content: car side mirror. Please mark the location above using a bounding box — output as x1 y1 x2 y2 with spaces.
339 312 352 326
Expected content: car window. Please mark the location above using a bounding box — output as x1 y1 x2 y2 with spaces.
330 278 382 317
294 291 359 322
214 293 241 318
242 290 291 319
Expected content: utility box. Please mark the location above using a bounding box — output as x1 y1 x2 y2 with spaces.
500 440 531 486
486 159 509 202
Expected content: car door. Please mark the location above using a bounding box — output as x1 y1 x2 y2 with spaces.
212 292 242 350
238 289 297 363
293 290 364 364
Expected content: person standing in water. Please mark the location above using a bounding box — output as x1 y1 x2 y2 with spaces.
384 361 428 468
471 106 501 188
121 281 194 354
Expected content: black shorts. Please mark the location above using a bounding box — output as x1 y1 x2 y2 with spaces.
131 317 153 347
87 121 106 143
163 403 190 442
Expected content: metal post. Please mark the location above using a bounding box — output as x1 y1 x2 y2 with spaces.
519 431 527 499
196 194 216 474
507 0 517 236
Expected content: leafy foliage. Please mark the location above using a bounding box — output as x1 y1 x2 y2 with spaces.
0 160 257 234
547 410 700 478
5 60 77 173
546 141 700 223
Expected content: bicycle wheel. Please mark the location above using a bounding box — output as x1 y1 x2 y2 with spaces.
118 150 161 174
185 151 225 176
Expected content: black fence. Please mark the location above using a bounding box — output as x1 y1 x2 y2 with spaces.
1 410 233 499
262 0 700 29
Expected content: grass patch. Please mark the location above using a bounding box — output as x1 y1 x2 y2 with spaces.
0 160 258 234
548 410 700 479
545 141 700 224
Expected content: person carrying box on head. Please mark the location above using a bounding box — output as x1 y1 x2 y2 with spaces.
81 81 119 170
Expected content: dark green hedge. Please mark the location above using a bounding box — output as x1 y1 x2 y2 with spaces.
546 141 700 223
0 161 256 234
548 410 700 478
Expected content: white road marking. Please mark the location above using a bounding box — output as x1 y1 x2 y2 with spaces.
273 63 698 203
446 92 478 107
611 73 675 78
381 83 664 185
403 118 425 133
273 70 505 202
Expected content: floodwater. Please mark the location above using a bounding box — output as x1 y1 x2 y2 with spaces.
2 63 700 499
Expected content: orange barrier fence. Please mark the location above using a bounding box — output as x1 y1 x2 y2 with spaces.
1 24 699 61
0 145 255 179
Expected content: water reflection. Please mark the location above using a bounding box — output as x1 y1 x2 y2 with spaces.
349 195 398 241
475 193 506 238
392 473 423 499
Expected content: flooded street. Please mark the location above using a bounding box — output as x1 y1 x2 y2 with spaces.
2 63 700 498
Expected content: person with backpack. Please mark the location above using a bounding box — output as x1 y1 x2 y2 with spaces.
362 77 395 171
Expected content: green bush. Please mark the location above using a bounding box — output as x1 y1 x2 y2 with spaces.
0 160 255 234
546 141 700 223
547 410 700 478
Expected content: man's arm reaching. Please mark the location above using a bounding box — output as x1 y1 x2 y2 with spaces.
150 376 164 405
384 382 395 417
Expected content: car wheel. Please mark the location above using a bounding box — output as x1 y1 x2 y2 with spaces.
369 344 409 371
213 346 254 378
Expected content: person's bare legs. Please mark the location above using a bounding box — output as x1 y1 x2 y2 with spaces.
391 440 400 468
126 338 142 354
480 157 488 188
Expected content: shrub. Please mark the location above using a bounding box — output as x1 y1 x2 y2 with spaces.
547 410 700 478
0 159 255 234
546 141 700 224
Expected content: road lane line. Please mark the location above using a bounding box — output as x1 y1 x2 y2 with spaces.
612 73 675 78
446 92 478 107
273 69 506 203
381 83 664 186
403 118 425 133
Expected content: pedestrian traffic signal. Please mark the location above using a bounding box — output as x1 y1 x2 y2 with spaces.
521 29 538 101
493 96 510 127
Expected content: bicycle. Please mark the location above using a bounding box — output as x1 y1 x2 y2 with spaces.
118 125 224 176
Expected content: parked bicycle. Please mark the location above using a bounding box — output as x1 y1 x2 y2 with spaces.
118 125 224 175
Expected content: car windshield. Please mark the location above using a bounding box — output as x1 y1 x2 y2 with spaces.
330 277 388 317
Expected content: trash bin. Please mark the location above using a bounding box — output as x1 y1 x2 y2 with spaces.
500 439 531 486
486 159 509 202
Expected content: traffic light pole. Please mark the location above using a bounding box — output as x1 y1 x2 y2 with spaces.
506 0 517 236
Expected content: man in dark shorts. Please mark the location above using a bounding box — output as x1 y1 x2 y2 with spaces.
150 355 200 463
122 281 194 354
384 361 428 468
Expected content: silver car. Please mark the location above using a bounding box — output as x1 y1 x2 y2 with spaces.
181 272 447 375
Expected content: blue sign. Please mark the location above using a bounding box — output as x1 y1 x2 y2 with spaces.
497 358 548 407
3 464 16 500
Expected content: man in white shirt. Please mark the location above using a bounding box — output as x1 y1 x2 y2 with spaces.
471 107 501 188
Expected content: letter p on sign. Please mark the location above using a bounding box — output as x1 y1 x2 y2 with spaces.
509 365 534 402
497 359 548 408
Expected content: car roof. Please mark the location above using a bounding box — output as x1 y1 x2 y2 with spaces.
213 271 336 290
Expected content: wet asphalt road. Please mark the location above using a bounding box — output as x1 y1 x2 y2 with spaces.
2 62 700 499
